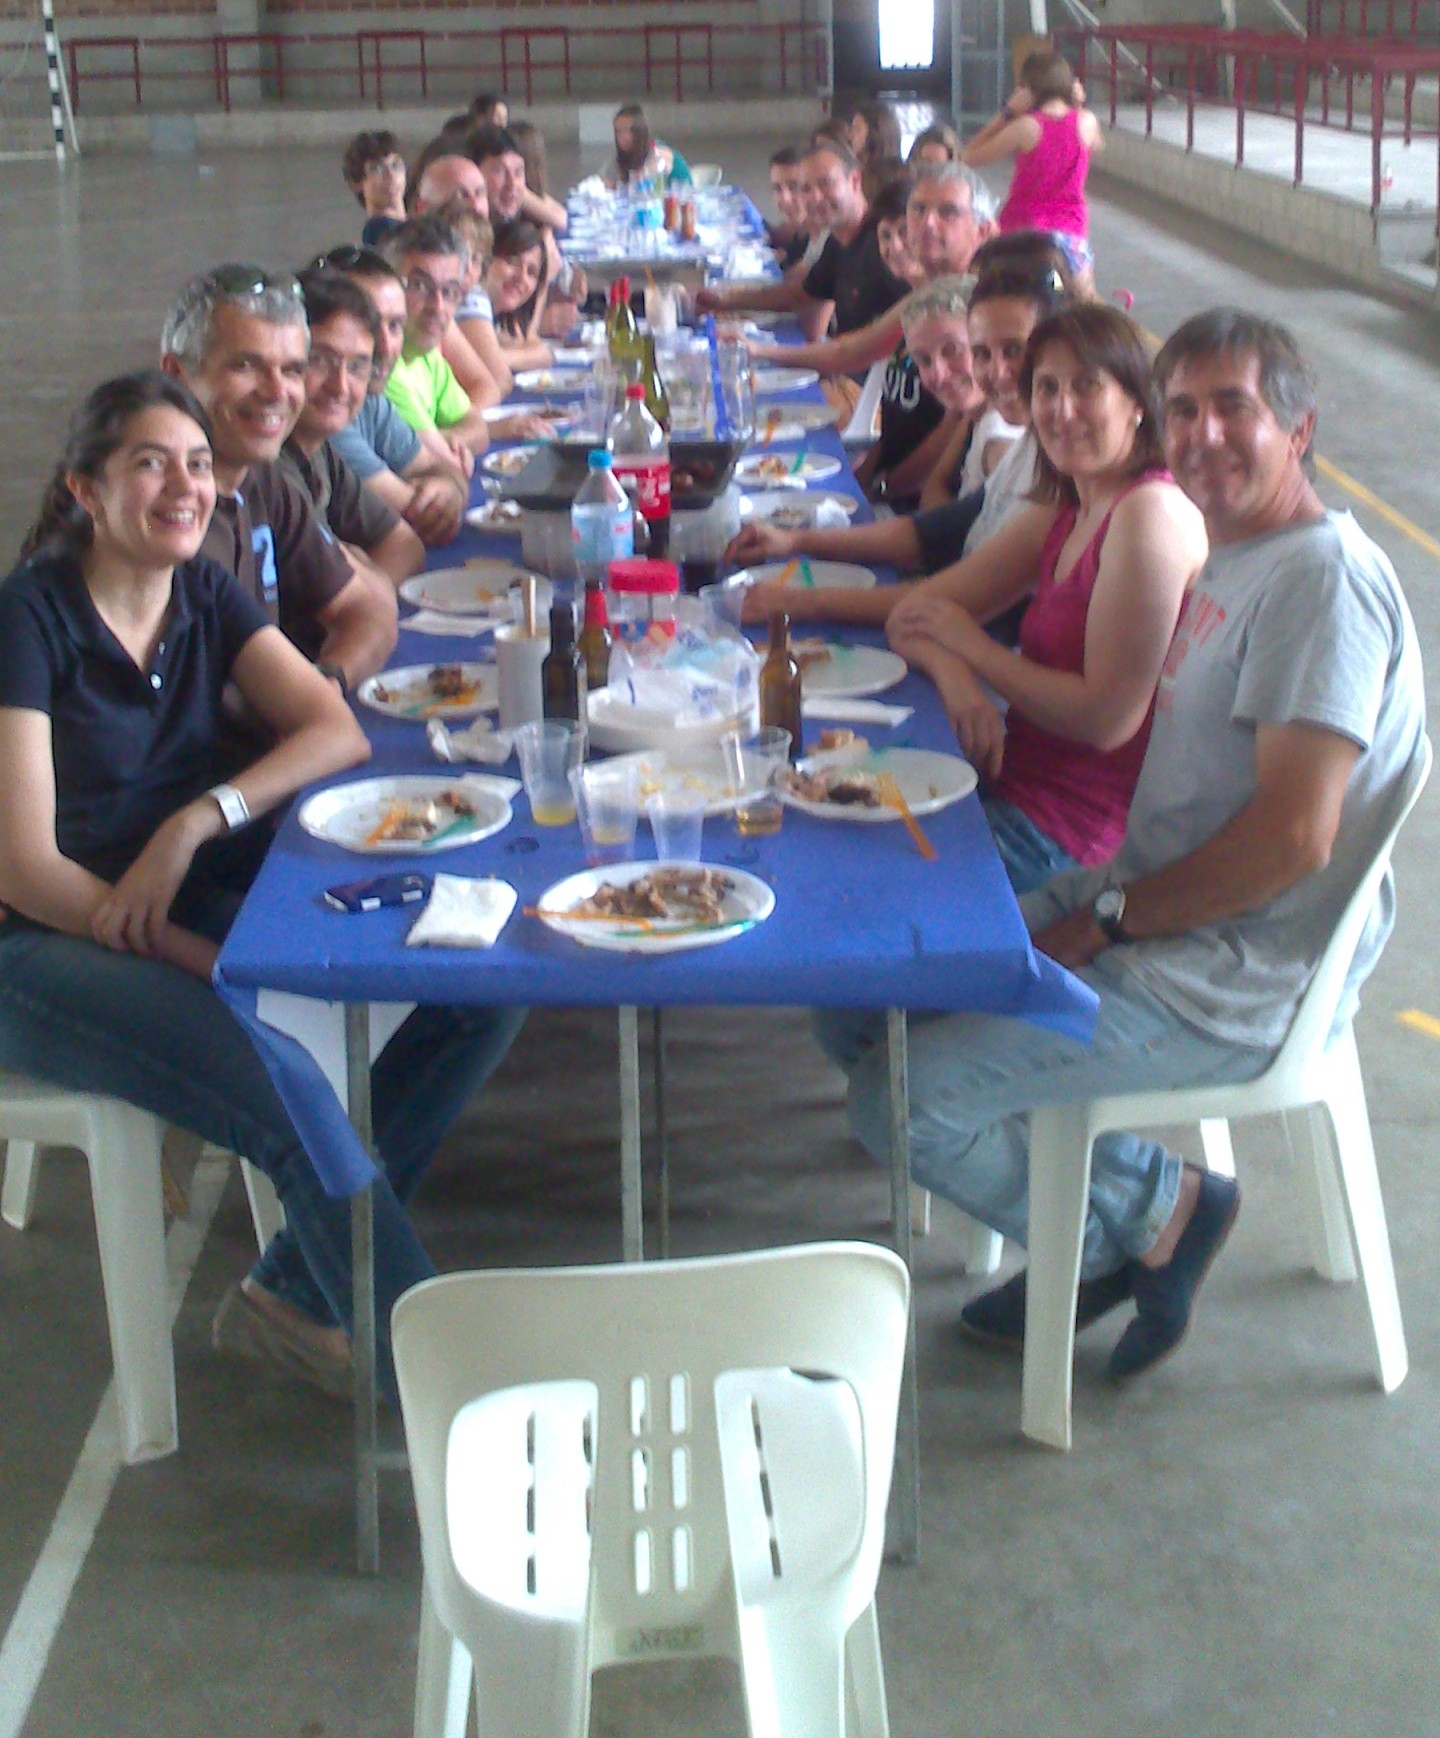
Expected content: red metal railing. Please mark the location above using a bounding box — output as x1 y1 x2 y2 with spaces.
62 20 828 116
1305 0 1440 37
1055 24 1440 220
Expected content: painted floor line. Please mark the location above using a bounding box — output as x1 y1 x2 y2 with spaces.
1397 1008 1440 1042
0 1151 232 1738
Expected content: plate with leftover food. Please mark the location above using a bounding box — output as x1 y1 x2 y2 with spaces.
789 641 908 699
752 366 820 394
606 745 771 818
399 561 540 618
464 498 523 533
730 559 877 592
357 662 498 720
740 488 858 527
734 451 843 487
479 444 540 479
299 775 512 854
780 748 976 822
534 861 775 953
514 367 590 394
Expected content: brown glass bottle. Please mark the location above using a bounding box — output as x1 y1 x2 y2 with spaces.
639 334 672 432
578 578 613 692
541 601 586 726
759 611 803 763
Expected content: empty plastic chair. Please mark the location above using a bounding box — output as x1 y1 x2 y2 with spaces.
1021 737 1431 1450
688 163 724 189
392 1241 911 1738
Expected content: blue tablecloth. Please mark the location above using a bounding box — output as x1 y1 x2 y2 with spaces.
213 353 1097 1199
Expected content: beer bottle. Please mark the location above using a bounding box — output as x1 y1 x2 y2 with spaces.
541 600 586 727
759 611 803 762
579 578 613 692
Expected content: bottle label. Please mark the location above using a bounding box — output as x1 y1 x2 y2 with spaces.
572 502 634 565
613 456 671 522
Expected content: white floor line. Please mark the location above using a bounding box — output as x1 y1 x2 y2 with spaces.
0 1150 233 1738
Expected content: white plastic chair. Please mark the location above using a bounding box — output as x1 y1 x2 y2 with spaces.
1 1073 286 1463
392 1241 911 1738
841 360 887 445
688 162 724 189
1021 736 1432 1451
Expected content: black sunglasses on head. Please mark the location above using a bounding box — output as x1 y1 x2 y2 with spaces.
306 244 394 277
205 262 303 299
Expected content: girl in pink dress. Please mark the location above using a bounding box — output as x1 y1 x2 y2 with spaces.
963 51 1104 294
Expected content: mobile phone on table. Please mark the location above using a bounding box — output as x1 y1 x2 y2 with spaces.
323 872 432 914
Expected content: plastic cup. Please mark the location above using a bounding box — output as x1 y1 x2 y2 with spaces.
647 788 706 862
496 625 550 732
570 760 641 865
700 578 751 636
514 719 583 826
722 726 790 836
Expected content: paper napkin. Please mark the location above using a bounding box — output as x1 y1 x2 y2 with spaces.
406 875 517 949
801 698 913 727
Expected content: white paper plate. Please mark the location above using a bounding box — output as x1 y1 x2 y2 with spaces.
761 402 838 432
734 451 843 487
749 420 810 446
731 559 877 593
464 498 523 534
550 345 599 366
299 775 513 854
606 745 770 817
480 445 540 479
357 662 498 720
753 365 820 394
481 401 568 425
514 366 590 394
740 488 859 525
400 561 541 618
794 643 907 699
781 748 977 822
586 689 750 756
536 860 775 953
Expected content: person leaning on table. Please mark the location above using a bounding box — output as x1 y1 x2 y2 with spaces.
0 370 526 1405
815 309 1426 1382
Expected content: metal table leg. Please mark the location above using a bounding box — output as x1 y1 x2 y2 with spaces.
886 1007 921 1564
346 1003 381 1576
652 1008 670 1259
619 1006 644 1262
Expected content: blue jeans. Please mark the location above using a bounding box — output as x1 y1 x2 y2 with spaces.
813 947 1273 1279
980 796 1079 896
0 926 525 1396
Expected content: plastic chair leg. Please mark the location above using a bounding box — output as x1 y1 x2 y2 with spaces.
84 1099 177 1463
2 1137 40 1229
413 1579 472 1738
960 1216 1005 1276
1199 1117 1236 1178
844 1601 891 1738
1021 1104 1094 1452
1321 1042 1408 1392
737 1604 848 1738
908 1185 930 1236
1284 1102 1357 1283
240 1158 286 1251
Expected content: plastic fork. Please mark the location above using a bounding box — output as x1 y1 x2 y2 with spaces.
876 772 938 862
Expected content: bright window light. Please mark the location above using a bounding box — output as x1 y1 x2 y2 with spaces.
879 0 935 70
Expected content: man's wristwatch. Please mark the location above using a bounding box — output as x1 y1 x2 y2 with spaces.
208 783 251 832
1092 885 1132 945
316 660 349 696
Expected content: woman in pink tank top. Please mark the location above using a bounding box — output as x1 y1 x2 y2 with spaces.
886 304 1207 892
963 50 1105 293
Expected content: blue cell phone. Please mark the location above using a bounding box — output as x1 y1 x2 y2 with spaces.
323 872 432 914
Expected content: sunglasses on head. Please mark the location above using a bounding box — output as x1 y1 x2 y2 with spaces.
205 262 303 300
307 245 394 277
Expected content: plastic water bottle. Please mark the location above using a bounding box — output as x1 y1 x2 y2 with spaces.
571 449 635 588
609 383 671 561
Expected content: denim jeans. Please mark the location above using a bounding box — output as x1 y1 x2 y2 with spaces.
980 795 1080 896
813 948 1273 1279
0 926 526 1396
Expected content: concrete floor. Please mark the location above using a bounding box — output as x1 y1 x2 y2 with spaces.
2 129 1440 1738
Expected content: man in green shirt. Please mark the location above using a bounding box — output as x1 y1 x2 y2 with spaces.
380 216 491 458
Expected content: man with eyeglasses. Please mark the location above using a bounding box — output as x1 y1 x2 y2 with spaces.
315 246 471 547
282 270 425 585
379 216 491 458
160 264 397 692
470 123 585 338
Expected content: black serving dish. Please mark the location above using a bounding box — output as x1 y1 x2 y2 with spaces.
504 437 745 512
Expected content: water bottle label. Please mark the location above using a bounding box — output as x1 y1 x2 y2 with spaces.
613 456 671 521
572 502 634 564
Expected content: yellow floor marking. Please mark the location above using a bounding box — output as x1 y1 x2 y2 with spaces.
1397 1008 1440 1042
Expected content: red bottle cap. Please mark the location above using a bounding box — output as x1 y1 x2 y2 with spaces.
624 383 645 400
607 558 680 595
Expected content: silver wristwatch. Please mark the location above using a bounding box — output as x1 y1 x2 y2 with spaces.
208 782 251 831
1092 885 1131 944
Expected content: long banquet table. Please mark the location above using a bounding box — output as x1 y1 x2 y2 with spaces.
213 262 1098 1573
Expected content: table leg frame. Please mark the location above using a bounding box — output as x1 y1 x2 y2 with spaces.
619 1006 644 1262
886 1007 921 1565
347 1003 380 1576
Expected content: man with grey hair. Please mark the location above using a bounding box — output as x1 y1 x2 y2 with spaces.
380 215 491 458
816 308 1425 1383
160 263 397 692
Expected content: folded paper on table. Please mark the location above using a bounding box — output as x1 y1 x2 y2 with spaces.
406 875 518 948
403 610 498 638
428 718 518 768
801 697 914 726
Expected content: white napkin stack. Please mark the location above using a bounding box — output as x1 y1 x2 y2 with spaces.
428 719 518 769
406 875 518 949
801 698 913 727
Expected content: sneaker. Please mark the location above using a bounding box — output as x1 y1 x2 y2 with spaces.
212 1284 353 1403
958 1264 1135 1349
1108 1170 1241 1382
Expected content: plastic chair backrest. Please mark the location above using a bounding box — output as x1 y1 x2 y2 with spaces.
1271 734 1430 1069
392 1243 909 1710
689 163 724 189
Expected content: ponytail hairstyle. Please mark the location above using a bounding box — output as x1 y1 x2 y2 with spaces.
18 369 214 565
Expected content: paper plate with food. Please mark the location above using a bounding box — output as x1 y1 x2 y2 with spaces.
740 488 859 528
788 641 907 699
299 775 513 854
752 365 820 395
514 366 590 395
399 561 545 619
780 747 977 822
533 861 775 953
734 451 843 488
465 497 523 534
357 662 498 720
608 745 771 817
479 444 540 479
729 558 877 592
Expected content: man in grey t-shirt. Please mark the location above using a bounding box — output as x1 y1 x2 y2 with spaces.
816 308 1426 1383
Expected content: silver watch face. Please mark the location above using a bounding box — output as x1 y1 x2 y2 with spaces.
1095 888 1125 924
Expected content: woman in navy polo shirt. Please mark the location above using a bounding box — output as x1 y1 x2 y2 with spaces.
0 370 524 1403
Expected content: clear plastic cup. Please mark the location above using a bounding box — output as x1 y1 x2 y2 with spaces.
700 577 751 636
646 787 706 862
570 760 641 865
722 726 790 836
514 719 583 826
